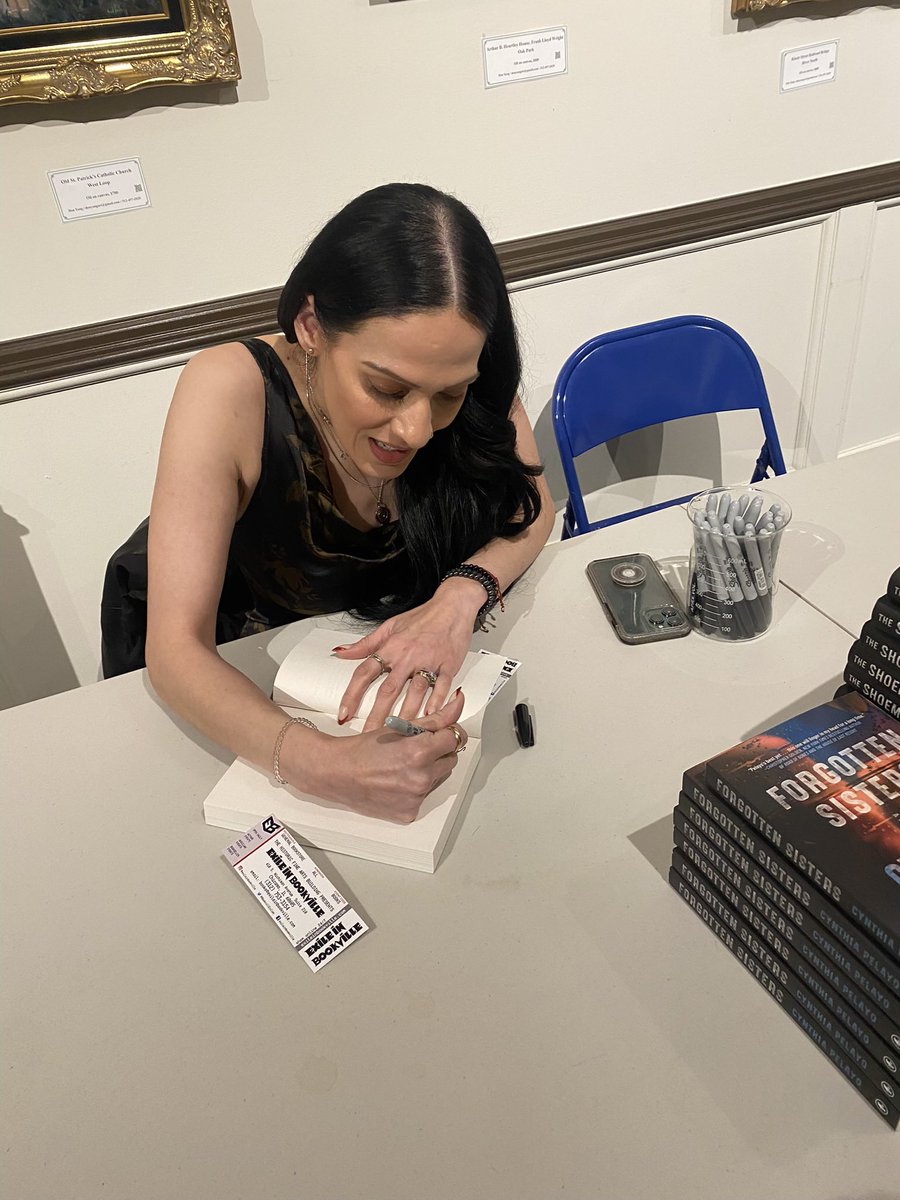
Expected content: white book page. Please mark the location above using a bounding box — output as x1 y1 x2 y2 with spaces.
204 709 483 872
272 626 502 737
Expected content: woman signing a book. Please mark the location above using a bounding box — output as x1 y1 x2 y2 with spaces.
101 183 554 822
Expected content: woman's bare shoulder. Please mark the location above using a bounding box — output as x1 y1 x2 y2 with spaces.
174 340 265 398
161 342 268 485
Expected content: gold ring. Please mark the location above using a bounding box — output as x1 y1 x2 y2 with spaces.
449 723 465 753
415 669 438 687
368 653 391 675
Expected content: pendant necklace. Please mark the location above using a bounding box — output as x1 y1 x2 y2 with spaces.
303 349 392 526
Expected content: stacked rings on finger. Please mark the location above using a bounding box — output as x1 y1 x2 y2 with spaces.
415 669 438 686
368 653 391 675
449 723 465 753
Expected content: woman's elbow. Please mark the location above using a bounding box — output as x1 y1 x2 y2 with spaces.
145 631 175 703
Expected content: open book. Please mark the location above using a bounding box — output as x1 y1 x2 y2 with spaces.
203 625 513 872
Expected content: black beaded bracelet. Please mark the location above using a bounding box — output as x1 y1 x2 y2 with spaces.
440 564 505 632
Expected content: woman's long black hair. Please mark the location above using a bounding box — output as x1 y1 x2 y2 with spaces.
277 182 543 619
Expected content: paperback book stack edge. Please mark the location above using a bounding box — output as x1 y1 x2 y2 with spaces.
669 690 900 1130
204 625 510 873
842 564 900 721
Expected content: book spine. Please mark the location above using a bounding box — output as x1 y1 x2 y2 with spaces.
704 763 900 964
673 813 900 1053
843 660 900 722
859 618 900 665
888 567 900 606
671 848 900 1109
685 769 900 995
872 594 900 639
672 825 900 1079
847 639 900 693
678 783 900 1006
669 865 899 1128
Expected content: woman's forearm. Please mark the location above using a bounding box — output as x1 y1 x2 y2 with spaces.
146 637 327 788
469 496 555 588
434 494 555 625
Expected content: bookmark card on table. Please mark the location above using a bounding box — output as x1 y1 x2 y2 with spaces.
223 817 369 973
204 625 515 872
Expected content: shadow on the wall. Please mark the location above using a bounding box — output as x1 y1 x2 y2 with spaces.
0 505 79 709
533 399 728 522
0 81 238 130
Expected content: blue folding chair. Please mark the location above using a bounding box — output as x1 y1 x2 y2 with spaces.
552 315 787 538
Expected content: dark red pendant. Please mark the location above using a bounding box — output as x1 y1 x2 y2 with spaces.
375 504 391 526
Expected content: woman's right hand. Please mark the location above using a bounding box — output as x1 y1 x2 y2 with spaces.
282 689 467 824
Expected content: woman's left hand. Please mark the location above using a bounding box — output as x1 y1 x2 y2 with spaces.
333 589 479 731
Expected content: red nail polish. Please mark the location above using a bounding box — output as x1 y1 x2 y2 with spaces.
332 645 347 652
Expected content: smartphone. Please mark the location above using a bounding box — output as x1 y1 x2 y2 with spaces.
585 554 690 645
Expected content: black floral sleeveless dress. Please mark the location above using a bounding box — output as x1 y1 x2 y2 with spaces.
100 339 406 677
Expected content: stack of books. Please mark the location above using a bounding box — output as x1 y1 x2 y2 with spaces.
843 566 900 721
669 692 900 1129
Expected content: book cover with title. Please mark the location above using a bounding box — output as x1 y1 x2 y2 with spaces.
705 692 900 964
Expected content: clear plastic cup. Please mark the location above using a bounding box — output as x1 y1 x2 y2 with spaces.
686 486 791 641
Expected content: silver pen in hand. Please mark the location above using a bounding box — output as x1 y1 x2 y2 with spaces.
384 715 428 736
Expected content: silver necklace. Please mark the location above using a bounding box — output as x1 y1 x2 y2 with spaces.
303 349 391 526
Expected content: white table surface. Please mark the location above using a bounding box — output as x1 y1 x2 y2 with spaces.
764 439 900 636
3 503 896 1200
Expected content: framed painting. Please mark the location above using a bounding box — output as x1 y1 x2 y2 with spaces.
732 0 834 11
0 0 239 105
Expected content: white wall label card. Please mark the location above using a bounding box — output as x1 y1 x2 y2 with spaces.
223 817 369 972
780 41 838 93
48 158 150 222
483 27 567 89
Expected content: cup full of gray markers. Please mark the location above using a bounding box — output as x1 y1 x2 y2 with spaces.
686 486 790 641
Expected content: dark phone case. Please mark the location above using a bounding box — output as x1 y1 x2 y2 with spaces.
586 554 690 644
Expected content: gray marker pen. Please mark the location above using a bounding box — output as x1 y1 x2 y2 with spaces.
717 491 732 521
723 523 758 603
700 527 729 633
742 525 768 595
706 526 752 637
384 715 428 736
723 524 763 634
759 503 781 527
757 526 775 591
743 525 772 628
700 528 724 596
691 517 718 628
744 495 763 528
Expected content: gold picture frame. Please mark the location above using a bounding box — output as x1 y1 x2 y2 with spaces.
732 0 833 10
0 1 239 105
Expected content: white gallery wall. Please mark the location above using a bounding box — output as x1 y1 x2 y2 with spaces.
2 0 900 707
